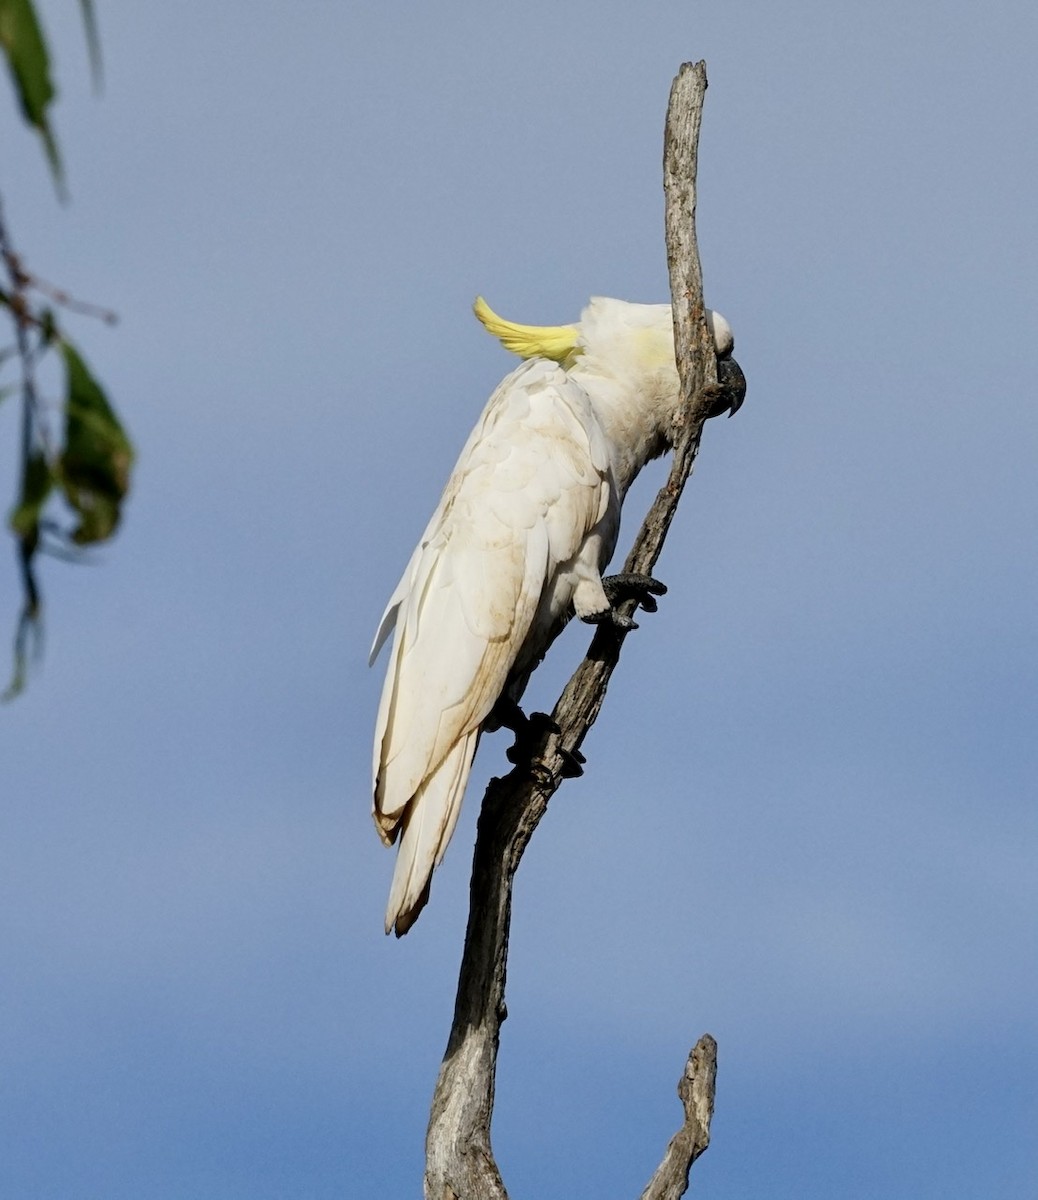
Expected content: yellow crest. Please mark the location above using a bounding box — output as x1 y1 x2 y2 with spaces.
472 296 580 363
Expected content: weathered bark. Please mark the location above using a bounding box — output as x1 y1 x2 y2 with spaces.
424 61 720 1200
639 1036 718 1200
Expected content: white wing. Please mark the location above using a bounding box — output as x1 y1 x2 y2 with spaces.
371 358 616 934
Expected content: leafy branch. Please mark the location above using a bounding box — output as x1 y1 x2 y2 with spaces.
0 0 131 699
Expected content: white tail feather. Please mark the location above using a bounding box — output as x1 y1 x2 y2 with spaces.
384 729 479 936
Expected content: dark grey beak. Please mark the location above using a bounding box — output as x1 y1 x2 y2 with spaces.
706 354 747 418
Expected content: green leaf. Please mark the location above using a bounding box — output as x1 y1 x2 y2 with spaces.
0 0 63 187
58 341 134 545
8 446 54 537
37 305 57 345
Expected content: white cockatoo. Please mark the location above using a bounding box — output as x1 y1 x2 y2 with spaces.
370 296 743 935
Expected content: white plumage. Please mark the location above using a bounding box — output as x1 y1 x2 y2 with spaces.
370 296 735 935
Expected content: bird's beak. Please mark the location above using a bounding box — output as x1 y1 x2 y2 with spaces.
705 354 747 418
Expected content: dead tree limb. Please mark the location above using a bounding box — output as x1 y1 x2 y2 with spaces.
424 61 720 1200
638 1035 718 1200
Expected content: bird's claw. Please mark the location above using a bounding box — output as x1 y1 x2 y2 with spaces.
582 608 639 631
503 709 560 764
580 573 666 631
602 572 667 613
529 742 585 784
488 696 548 737
495 706 584 782
558 746 586 779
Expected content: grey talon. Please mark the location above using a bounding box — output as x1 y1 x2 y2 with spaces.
501 706 560 765
600 572 668 616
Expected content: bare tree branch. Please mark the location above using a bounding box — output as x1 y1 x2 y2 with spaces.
639 1035 718 1200
423 61 720 1200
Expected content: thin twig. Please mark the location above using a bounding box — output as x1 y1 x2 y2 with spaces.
26 271 118 324
0 198 44 601
0 196 46 698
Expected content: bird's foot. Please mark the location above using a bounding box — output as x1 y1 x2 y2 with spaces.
525 736 586 783
485 694 536 735
603 572 668 611
502 708 558 763
491 703 586 780
581 573 667 631
558 745 586 779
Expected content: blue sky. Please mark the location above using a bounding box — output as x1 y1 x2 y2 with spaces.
1 2 1035 1196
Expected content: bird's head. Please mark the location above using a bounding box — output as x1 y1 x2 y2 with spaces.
473 295 739 400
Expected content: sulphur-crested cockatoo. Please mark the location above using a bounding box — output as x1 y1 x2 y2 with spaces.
371 296 744 935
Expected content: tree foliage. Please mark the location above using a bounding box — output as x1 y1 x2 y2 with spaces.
0 0 132 698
